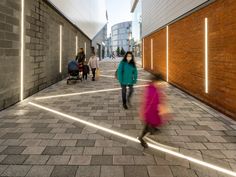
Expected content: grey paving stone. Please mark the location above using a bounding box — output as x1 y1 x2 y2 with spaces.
69 155 91 165
20 139 41 146
1 139 23 146
47 155 70 165
1 146 26 155
0 146 7 153
1 133 23 139
33 128 52 133
22 146 45 154
0 165 8 175
83 147 103 155
2 165 31 176
39 140 59 146
101 166 124 177
91 155 113 165
134 155 156 165
76 139 95 147
51 165 78 177
24 155 50 165
42 146 65 155
113 155 134 165
123 147 143 155
103 147 122 155
26 165 53 177
31 123 49 128
53 133 72 139
124 166 149 177
148 166 173 177
58 140 77 146
1 155 29 165
65 128 83 134
63 147 84 155
76 166 100 177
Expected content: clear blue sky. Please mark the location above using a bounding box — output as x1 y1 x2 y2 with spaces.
106 0 132 36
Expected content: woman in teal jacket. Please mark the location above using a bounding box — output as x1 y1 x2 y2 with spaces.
117 51 138 109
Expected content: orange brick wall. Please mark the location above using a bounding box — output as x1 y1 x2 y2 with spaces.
143 0 236 119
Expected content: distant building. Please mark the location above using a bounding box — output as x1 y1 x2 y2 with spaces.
111 21 132 54
92 24 107 60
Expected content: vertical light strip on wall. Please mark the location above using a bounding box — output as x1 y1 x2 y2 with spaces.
166 26 169 82
151 38 153 70
205 18 208 93
59 25 62 73
75 36 78 55
142 38 145 68
84 42 87 55
20 0 25 101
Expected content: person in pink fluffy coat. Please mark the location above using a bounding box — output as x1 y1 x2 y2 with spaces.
138 74 170 148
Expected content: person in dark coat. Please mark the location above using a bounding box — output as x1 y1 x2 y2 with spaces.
76 48 86 64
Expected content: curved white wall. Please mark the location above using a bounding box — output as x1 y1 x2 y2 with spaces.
48 0 107 39
142 0 208 37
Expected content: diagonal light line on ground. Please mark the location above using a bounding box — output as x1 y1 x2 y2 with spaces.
100 74 151 82
28 102 236 177
35 84 148 100
100 68 144 73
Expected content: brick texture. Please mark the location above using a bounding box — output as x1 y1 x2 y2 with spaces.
143 0 236 119
0 0 91 110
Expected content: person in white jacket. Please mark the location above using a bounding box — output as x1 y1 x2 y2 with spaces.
88 51 99 81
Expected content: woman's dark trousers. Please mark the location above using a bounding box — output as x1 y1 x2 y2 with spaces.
121 85 133 105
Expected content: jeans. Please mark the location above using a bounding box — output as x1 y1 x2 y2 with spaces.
91 68 96 80
121 85 133 105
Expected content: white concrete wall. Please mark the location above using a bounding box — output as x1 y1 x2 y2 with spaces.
142 0 208 37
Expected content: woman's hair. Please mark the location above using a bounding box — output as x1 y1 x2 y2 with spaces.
149 73 163 82
80 48 84 53
122 51 136 67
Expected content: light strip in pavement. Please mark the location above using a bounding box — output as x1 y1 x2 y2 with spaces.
35 84 147 100
29 102 236 177
100 74 151 82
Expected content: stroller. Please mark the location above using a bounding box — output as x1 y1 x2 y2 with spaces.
67 60 82 84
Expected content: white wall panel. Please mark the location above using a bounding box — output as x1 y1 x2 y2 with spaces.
142 0 208 37
48 0 107 39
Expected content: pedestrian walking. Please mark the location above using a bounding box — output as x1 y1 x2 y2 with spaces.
88 50 99 81
117 51 138 109
138 74 170 148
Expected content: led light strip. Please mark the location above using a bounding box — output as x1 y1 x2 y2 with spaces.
84 42 87 55
35 84 148 100
59 25 62 73
99 74 151 82
166 26 169 82
205 18 208 93
142 38 145 68
151 38 153 70
20 0 25 101
76 35 78 55
29 102 236 177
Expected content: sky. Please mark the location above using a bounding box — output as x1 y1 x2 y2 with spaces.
106 0 133 36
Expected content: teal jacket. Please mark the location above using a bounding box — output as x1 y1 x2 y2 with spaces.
117 60 138 85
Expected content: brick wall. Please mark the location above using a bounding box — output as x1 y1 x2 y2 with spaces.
0 0 91 110
0 0 21 109
143 0 236 119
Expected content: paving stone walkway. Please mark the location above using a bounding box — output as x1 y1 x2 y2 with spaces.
0 58 236 177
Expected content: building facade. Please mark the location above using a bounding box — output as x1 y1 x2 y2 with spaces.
92 24 107 60
111 21 132 54
131 0 142 57
142 0 236 119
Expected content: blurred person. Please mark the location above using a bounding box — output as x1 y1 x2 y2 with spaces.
117 51 138 109
138 74 170 148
